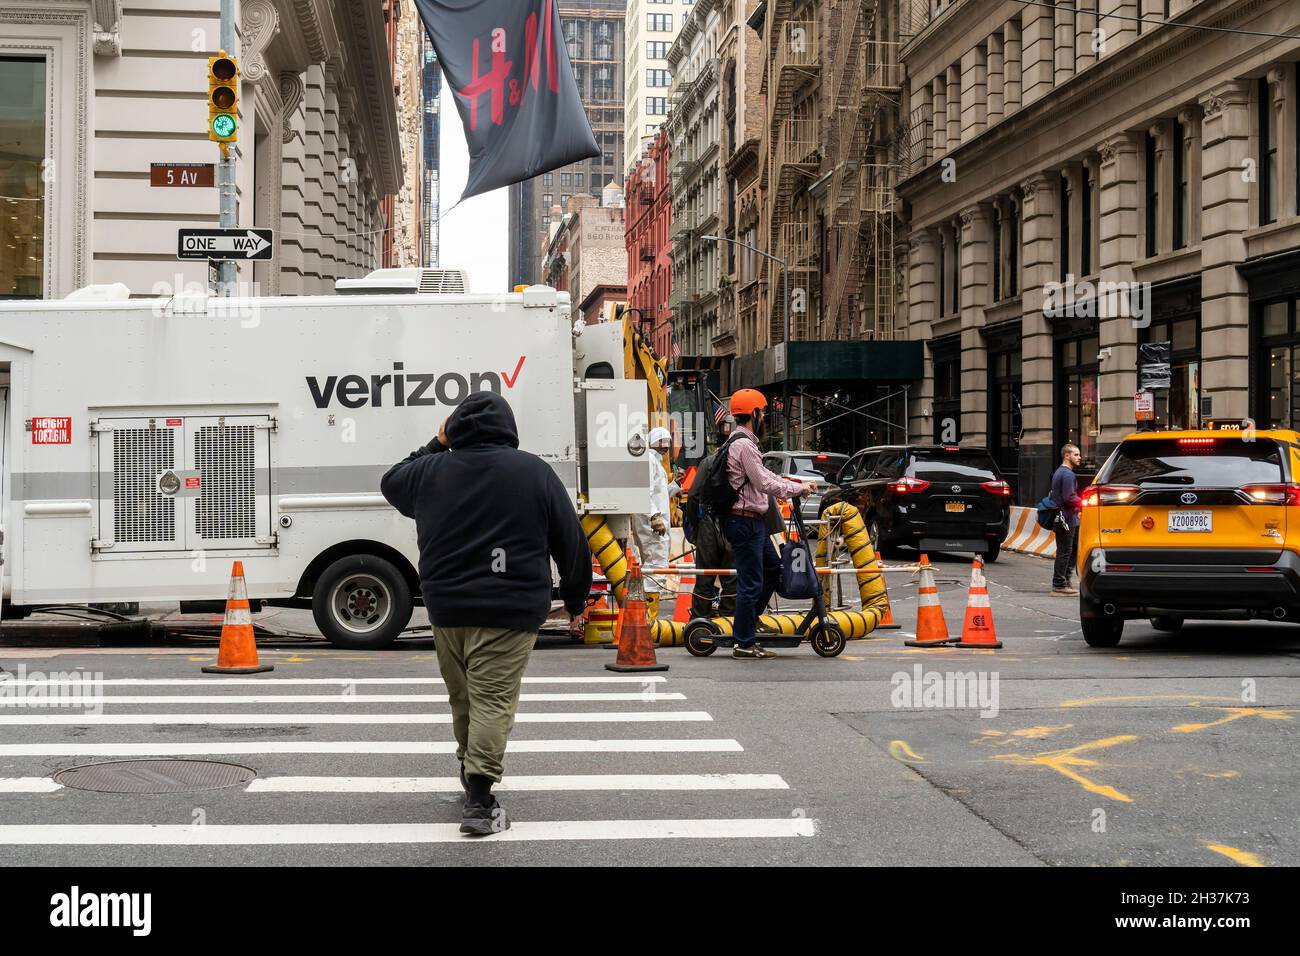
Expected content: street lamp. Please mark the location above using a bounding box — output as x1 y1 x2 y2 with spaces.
700 234 791 450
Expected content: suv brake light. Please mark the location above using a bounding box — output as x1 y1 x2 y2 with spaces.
1081 485 1138 507
1240 483 1300 505
980 480 1011 496
891 477 931 495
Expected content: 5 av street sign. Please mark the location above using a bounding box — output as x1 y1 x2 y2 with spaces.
177 228 273 262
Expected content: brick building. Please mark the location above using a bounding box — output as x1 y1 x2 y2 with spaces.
625 128 675 359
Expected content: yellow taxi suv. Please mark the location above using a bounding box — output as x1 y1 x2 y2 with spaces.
1077 423 1300 647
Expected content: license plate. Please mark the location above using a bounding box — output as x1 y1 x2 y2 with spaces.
1168 510 1212 533
945 501 967 513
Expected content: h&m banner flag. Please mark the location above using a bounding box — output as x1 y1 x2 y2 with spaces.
413 0 600 201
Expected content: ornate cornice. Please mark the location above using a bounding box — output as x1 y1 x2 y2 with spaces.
92 0 121 56
279 72 305 143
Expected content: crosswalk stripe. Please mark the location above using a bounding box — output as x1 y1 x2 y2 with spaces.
0 692 687 705
0 819 817 844
0 677 668 687
0 711 713 726
244 773 790 793
0 778 62 793
0 739 745 757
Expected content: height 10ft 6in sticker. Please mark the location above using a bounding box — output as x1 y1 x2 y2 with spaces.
31 417 72 444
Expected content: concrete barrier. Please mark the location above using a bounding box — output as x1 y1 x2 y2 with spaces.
1003 505 1057 558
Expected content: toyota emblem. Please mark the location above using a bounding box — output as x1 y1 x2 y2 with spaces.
951 485 961 493
1180 492 1198 505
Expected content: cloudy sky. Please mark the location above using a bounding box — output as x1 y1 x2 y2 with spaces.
435 78 508 294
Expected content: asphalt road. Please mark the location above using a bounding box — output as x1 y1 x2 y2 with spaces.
1 549 1297 867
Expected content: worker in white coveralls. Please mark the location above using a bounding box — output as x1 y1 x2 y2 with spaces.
629 426 674 618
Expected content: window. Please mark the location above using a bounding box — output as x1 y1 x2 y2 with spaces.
1257 297 1300 428
932 343 962 443
1080 170 1092 276
574 173 584 188
647 69 671 88
987 337 1023 481
1145 132 1159 257
561 173 572 187
0 57 47 299
1056 333 1101 468
647 41 671 60
648 14 673 32
1008 198 1019 296
1059 173 1070 282
1260 77 1277 226
992 206 1002 302
543 173 554 187
937 232 946 317
951 229 960 315
1139 314 1200 430
542 194 553 207
561 194 570 207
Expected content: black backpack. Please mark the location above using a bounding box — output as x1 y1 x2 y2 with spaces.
683 433 751 543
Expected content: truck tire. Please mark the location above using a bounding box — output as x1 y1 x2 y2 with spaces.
311 555 413 650
985 542 1001 563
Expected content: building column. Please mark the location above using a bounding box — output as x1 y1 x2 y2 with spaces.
1148 118 1174 255
908 230 939 440
1054 0 1076 85
959 204 993 445
277 72 307 296
987 32 1005 125
1018 173 1060 491
1063 161 1084 278
1097 133 1143 450
1267 66 1296 219
1003 20 1023 114
1178 104 1204 246
960 45 988 142
914 83 934 169
321 66 343 290
946 66 962 148
931 76 947 155
1075 0 1097 71
1096 0 1137 59
1021 4 1056 107
302 65 326 293
1199 81 1254 421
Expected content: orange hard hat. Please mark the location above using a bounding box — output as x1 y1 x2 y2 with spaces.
729 388 769 417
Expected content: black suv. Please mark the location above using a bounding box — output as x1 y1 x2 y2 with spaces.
820 445 1012 560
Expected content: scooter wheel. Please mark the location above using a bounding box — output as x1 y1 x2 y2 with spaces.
811 623 846 658
684 620 720 657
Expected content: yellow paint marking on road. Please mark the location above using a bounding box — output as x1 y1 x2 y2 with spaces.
1202 770 1240 779
838 655 865 662
1060 694 1239 709
1204 843 1264 867
993 735 1137 803
1012 724 1073 739
1172 708 1298 734
888 740 926 763
279 656 312 663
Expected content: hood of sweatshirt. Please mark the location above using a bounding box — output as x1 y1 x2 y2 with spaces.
445 391 520 449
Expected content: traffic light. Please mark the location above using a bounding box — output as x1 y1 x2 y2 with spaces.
208 51 239 144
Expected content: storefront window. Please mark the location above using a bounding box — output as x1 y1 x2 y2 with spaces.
987 339 1022 479
1057 333 1100 467
0 57 46 299
1139 315 1200 430
932 342 961 444
1257 298 1300 428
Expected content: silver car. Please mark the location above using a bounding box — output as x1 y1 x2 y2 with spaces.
762 450 851 522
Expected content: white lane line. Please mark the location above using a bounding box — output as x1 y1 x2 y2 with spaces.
0 819 817 844
0 778 61 793
245 773 790 793
0 693 687 706
0 739 745 757
0 677 667 687
0 711 712 726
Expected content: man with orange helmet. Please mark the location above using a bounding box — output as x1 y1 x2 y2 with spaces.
723 389 817 659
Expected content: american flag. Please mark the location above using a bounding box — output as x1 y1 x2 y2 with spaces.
670 333 681 360
713 401 728 426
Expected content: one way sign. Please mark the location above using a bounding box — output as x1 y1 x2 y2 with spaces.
177 228 274 261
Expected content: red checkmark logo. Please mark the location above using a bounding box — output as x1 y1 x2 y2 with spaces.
502 355 525 388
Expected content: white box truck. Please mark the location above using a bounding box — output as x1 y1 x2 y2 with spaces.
0 272 652 648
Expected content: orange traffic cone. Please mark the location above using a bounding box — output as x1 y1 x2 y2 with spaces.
672 549 697 624
202 561 273 674
905 554 954 647
606 553 668 672
955 556 1002 648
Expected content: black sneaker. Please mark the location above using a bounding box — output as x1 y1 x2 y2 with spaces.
733 643 778 660
460 795 511 836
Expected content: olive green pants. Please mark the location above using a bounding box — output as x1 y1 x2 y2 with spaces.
433 626 537 782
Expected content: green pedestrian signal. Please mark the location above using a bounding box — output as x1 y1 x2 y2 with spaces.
211 113 236 139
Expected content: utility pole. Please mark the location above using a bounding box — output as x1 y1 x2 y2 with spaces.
217 0 237 297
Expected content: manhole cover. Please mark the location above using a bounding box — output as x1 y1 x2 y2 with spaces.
52 759 257 794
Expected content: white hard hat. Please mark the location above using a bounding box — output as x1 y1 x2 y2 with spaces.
648 426 672 446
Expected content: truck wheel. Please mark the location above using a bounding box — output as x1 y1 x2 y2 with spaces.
311 555 413 650
1081 616 1123 648
985 543 1001 563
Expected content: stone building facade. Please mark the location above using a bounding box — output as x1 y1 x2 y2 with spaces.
899 0 1300 500
624 0 693 176
542 193 627 326
667 0 723 360
0 0 404 301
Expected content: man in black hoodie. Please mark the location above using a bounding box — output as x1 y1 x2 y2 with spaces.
381 391 591 835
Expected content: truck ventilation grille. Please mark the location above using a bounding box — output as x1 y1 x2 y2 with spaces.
418 269 469 294
194 425 257 540
113 429 176 544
